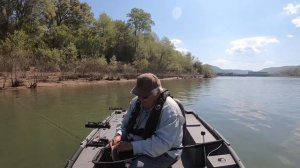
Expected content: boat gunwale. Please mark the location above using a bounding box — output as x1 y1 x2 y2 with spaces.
184 111 245 168
66 110 246 168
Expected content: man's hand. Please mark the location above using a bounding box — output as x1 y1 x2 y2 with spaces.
111 134 122 146
114 141 133 152
110 134 133 153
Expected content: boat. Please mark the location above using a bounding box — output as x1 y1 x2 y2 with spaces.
65 106 245 168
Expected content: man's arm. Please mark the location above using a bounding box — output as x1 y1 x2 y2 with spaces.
113 97 137 144
116 97 137 135
131 105 183 157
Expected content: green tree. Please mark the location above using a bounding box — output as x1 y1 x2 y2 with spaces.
44 25 75 49
76 57 107 75
113 20 135 63
202 64 214 78
0 0 39 39
54 0 94 28
32 47 61 72
96 13 116 61
127 8 154 52
134 58 150 72
181 52 194 73
108 55 118 73
0 30 31 87
193 59 203 74
76 27 101 58
59 42 77 76
157 37 175 72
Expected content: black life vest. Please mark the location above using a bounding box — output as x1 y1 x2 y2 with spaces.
126 90 170 139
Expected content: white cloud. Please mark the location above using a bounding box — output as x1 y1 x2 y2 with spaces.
170 39 182 46
286 34 294 38
283 3 300 15
172 7 182 20
264 60 275 65
209 60 278 71
216 59 230 66
170 38 189 53
175 47 189 53
226 36 279 55
292 17 300 27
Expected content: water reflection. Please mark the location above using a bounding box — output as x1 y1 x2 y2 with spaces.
279 121 300 166
1 77 300 168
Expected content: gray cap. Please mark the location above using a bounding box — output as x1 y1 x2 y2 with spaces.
131 73 161 97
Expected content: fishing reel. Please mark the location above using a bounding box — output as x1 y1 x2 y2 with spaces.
86 138 109 147
85 121 111 129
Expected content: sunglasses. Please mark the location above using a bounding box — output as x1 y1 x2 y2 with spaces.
139 95 151 100
138 88 160 100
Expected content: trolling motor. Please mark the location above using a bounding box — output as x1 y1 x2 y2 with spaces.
201 131 207 168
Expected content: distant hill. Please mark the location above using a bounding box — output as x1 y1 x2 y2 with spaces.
209 65 250 74
210 65 300 76
259 65 300 75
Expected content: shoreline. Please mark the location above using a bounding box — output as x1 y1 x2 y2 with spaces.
0 76 191 91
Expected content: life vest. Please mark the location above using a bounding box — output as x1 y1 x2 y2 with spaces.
126 90 186 140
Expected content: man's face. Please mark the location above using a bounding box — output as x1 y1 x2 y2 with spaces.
138 94 158 109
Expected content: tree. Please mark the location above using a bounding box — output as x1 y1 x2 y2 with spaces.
202 64 214 78
0 30 31 87
108 55 118 73
193 59 203 74
44 25 75 49
0 4 207 86
157 37 175 72
76 57 107 75
96 13 116 62
113 20 135 63
76 27 101 58
134 58 149 73
0 0 38 39
127 8 154 52
59 42 77 76
54 0 94 28
32 47 61 72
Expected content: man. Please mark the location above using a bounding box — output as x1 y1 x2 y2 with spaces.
110 73 185 168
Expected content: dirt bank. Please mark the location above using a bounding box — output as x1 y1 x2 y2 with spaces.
0 75 191 91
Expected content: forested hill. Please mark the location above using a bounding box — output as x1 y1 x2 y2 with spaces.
260 66 300 76
0 0 213 88
210 65 300 76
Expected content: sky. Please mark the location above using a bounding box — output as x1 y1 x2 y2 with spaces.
80 0 300 71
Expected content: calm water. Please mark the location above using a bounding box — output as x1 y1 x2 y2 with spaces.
0 77 299 168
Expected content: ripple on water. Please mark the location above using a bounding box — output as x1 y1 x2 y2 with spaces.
277 155 295 167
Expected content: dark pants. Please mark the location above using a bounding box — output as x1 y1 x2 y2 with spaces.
130 153 177 168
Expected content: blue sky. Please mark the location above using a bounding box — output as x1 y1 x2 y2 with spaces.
81 0 300 71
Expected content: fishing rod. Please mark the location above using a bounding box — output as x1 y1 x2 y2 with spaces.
201 131 207 168
85 107 124 129
85 108 126 147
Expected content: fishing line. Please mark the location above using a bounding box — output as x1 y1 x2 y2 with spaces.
39 114 82 142
207 143 223 156
11 92 82 142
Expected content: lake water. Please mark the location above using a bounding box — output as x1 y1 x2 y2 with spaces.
0 77 299 168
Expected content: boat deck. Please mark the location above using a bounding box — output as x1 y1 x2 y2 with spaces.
67 110 244 168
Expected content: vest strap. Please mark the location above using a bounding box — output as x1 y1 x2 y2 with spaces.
126 90 170 139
